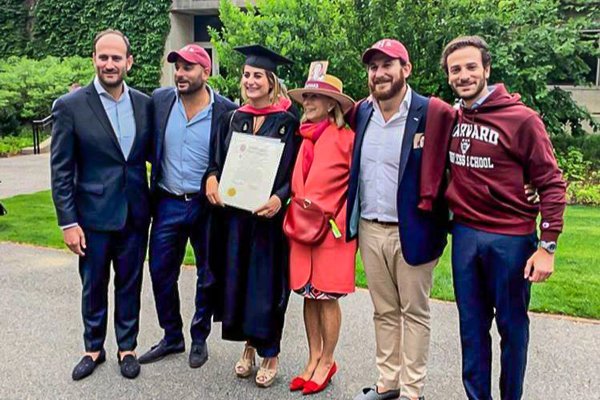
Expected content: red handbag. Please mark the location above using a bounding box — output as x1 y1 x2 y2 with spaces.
283 197 332 245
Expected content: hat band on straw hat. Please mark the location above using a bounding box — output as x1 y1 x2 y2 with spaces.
303 80 342 93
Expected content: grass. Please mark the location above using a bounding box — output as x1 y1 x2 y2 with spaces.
1 190 598 319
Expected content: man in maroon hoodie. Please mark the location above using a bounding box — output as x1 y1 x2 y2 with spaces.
440 36 566 400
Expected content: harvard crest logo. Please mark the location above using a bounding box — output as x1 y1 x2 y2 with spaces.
460 139 470 154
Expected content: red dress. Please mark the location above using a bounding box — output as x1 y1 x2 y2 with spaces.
288 123 357 295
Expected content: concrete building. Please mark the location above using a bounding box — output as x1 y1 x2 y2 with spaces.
160 0 250 87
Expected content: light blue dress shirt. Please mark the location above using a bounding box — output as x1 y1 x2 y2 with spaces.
461 85 496 110
359 87 413 223
93 76 136 159
159 87 215 195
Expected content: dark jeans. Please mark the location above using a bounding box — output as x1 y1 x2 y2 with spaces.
80 217 148 352
148 193 214 346
452 223 537 400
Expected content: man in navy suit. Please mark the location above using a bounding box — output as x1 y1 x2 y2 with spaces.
348 39 448 400
138 44 237 368
51 29 152 380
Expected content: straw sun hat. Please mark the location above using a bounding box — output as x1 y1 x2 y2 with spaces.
288 67 355 114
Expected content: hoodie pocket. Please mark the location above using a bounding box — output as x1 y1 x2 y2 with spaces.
445 179 526 223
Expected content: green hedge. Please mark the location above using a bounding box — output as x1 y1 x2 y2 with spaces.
0 0 28 57
27 0 171 92
0 56 94 136
553 134 600 169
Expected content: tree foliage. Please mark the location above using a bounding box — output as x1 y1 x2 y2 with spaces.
27 0 172 91
211 0 599 135
0 56 94 136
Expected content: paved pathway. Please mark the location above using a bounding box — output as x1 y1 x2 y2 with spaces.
0 153 50 199
1 242 598 399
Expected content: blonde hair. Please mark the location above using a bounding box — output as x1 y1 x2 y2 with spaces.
300 97 345 128
240 68 289 106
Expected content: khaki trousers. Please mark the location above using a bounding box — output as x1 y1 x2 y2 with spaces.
358 218 437 398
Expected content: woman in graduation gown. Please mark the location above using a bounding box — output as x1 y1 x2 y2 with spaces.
205 45 299 388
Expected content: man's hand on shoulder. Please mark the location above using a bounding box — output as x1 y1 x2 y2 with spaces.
63 225 86 256
524 248 554 282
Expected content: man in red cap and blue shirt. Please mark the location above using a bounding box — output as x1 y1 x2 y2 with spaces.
437 35 566 400
138 44 237 368
347 39 451 400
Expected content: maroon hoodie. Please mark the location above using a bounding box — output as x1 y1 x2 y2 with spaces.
446 84 566 241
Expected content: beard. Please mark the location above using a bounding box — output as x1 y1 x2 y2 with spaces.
97 67 126 88
452 76 487 102
176 78 206 96
369 73 406 101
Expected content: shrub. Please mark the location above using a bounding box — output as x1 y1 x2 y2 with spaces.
0 56 94 136
567 182 600 206
556 146 592 182
556 145 600 205
552 134 600 169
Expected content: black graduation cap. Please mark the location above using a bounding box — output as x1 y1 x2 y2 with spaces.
234 45 293 72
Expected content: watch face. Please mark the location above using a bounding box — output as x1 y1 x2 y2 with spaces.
541 241 557 253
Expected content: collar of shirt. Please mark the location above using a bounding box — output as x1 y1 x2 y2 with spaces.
174 85 215 126
371 86 412 126
93 75 130 103
461 84 496 110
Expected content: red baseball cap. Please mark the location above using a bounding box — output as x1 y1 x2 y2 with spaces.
167 44 211 72
362 39 410 64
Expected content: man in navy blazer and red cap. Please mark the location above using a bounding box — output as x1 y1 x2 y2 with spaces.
138 44 237 368
348 39 450 400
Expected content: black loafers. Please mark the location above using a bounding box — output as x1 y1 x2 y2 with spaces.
118 353 140 379
72 349 106 381
138 339 185 364
188 342 208 369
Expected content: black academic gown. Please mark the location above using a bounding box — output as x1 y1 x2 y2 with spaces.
207 107 299 350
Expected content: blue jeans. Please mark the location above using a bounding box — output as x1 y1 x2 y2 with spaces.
148 193 214 346
452 223 537 400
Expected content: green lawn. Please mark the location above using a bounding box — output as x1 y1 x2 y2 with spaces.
1 190 598 319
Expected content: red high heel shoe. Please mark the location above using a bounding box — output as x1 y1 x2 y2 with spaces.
302 362 337 395
289 376 307 391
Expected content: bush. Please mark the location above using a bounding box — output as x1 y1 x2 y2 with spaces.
556 145 600 205
552 134 600 169
567 182 600 205
0 56 94 136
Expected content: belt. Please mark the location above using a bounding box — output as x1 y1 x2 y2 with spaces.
364 218 397 226
159 189 202 202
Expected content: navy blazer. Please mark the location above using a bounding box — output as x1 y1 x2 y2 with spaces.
149 86 238 196
346 91 448 266
51 82 152 231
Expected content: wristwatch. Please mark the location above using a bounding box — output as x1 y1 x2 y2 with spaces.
539 240 557 254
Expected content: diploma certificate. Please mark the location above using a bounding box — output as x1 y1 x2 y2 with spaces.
219 132 285 212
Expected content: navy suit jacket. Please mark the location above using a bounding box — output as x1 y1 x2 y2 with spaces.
149 87 238 197
51 82 152 231
346 91 448 266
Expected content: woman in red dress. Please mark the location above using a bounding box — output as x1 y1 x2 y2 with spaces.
285 68 357 395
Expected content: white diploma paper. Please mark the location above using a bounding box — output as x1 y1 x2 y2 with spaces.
219 132 285 212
